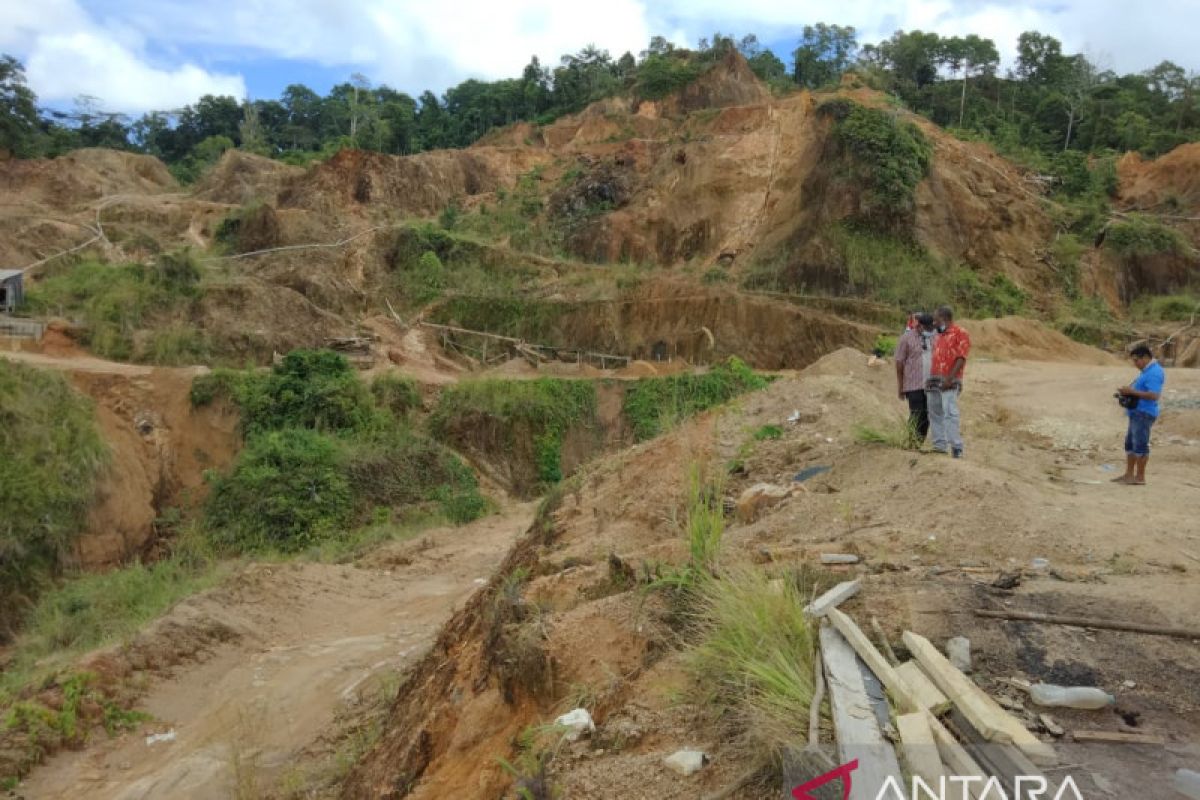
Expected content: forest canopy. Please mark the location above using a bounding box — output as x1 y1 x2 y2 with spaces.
1 27 1197 182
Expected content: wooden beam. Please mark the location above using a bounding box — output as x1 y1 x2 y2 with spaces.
946 709 1054 800
974 608 1200 640
827 608 920 713
819 625 905 800
896 661 950 713
1071 730 1166 745
903 631 1057 766
803 580 861 619
925 711 988 800
897 712 947 788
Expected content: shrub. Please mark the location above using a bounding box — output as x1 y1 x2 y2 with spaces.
342 428 486 524
872 334 897 357
1105 216 1190 259
205 428 353 553
623 357 768 441
635 53 703 100
953 271 1028 317
238 350 375 435
822 102 933 230
0 361 108 638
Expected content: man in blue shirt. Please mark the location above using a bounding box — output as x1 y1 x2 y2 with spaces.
1114 344 1165 486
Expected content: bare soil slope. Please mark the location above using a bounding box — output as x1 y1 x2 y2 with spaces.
346 350 1200 800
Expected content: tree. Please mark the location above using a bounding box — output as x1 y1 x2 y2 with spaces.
942 35 999 127
1059 54 1096 150
0 55 39 157
793 24 858 88
1015 31 1064 85
871 30 943 92
239 99 267 154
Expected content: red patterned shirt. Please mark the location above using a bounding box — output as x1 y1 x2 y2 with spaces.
931 323 970 386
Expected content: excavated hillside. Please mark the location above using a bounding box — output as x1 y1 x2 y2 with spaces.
3 51 1197 375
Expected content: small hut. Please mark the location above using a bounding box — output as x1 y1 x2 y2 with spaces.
0 270 23 314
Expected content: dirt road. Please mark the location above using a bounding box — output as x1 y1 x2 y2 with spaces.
17 503 535 800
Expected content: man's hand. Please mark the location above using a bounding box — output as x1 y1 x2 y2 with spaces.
1118 385 1134 396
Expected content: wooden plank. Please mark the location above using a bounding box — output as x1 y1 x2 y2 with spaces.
946 709 1053 800
903 631 1057 766
803 579 861 618
827 608 920 713
896 661 950 713
926 711 989 800
1071 730 1166 745
974 608 1200 640
819 625 905 800
897 712 947 788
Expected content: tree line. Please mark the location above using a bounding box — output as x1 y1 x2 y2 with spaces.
0 27 1196 182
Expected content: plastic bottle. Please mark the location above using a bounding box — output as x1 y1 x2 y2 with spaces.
1028 683 1114 709
1174 769 1200 800
1171 767 1200 800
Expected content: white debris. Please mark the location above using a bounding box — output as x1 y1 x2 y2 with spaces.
663 749 709 776
145 730 177 746
946 637 972 673
554 708 595 742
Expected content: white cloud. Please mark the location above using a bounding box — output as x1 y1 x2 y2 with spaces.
2 0 244 113
5 0 1198 113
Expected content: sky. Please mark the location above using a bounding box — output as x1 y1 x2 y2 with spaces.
4 0 1199 115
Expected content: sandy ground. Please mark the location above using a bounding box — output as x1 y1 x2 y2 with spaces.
15 503 535 800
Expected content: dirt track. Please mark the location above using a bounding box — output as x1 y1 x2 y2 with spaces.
18 503 534 800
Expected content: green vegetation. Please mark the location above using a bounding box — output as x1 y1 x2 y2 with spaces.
388 222 546 309
853 421 915 449
623 357 768 441
23 252 207 364
953 271 1028 317
686 568 819 756
1055 296 1131 347
752 424 784 441
431 378 597 485
1105 215 1191 259
205 428 354 553
0 526 222 784
1129 293 1200 322
429 297 564 341
195 350 486 553
370 373 422 417
5 22 1199 174
872 333 898 357
0 360 107 638
2 671 148 781
820 100 933 230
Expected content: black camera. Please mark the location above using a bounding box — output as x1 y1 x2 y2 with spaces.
1115 392 1138 409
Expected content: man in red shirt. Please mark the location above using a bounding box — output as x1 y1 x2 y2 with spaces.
926 306 971 458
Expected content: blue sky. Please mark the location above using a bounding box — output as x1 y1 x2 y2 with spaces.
5 0 1199 115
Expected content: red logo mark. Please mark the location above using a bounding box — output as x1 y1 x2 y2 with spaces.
791 759 859 800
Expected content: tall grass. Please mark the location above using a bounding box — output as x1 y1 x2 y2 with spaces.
687 568 819 755
684 463 724 574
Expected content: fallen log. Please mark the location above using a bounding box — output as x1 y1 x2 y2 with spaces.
974 609 1200 640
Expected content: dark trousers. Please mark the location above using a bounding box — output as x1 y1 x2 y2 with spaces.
905 390 930 442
